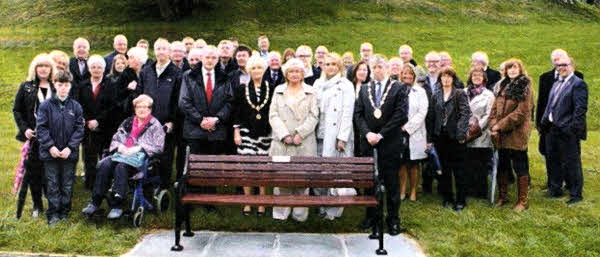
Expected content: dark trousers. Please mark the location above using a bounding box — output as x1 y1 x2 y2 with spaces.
498 148 529 177
92 158 138 208
545 127 583 200
18 140 45 214
159 132 176 189
44 159 76 220
82 130 106 189
175 133 187 180
187 139 226 195
436 134 467 204
465 147 493 198
365 157 402 225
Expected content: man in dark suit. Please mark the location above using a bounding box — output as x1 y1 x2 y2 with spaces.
139 38 182 191
215 40 238 76
69 37 91 98
354 54 409 236
171 41 191 72
471 51 501 90
179 45 233 211
540 56 587 204
296 45 321 86
536 49 584 191
104 34 128 74
263 51 285 87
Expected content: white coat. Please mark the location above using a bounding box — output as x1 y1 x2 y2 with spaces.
465 88 495 148
402 84 429 160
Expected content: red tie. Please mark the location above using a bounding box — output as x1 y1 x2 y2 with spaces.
206 72 213 104
93 82 101 101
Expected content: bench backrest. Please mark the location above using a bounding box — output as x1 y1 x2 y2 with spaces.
185 155 375 188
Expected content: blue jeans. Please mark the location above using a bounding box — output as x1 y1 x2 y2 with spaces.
44 159 76 220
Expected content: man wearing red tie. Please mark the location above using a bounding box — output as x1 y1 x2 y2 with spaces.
179 45 233 211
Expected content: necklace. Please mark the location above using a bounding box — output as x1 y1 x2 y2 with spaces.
367 80 393 119
245 81 270 120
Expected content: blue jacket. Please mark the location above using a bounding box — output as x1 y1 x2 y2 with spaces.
36 95 85 161
139 61 182 125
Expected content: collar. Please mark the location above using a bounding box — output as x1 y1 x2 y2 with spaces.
374 77 389 87
202 66 215 76
559 72 574 83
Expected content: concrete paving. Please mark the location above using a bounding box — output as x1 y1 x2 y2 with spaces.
122 231 425 257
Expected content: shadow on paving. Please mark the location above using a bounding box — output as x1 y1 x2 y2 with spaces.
122 230 425 257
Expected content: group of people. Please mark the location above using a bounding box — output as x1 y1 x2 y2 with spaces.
13 34 588 236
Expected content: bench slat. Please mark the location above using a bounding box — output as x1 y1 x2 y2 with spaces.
189 155 374 164
189 162 374 172
181 194 378 206
188 170 373 180
187 178 374 188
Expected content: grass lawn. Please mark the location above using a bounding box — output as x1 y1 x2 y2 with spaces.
0 1 599 256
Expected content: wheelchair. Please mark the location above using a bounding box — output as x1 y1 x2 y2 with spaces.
90 151 171 227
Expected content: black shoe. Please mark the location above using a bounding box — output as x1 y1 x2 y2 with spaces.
453 203 465 212
549 191 564 198
388 222 401 236
360 218 374 230
242 206 252 216
566 198 582 205
442 200 454 208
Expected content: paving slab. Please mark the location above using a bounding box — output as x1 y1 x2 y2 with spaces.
121 230 425 257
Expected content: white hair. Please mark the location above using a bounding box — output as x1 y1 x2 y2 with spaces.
73 37 90 54
188 48 204 58
424 51 440 61
268 51 281 61
398 44 413 55
170 41 186 52
153 38 170 50
87 55 106 69
245 55 268 74
282 58 304 75
369 54 388 69
203 45 218 57
114 34 127 44
471 51 489 66
133 94 154 107
551 48 568 62
127 47 148 65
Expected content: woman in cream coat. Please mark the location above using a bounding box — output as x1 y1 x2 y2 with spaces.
313 53 355 220
269 58 319 222
399 65 429 201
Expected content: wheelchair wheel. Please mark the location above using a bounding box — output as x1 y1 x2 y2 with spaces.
155 189 170 213
133 207 144 227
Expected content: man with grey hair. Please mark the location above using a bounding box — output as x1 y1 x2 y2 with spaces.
263 51 285 87
296 45 321 86
417 51 440 194
536 49 584 193
69 37 91 89
471 51 501 90
104 34 128 74
354 54 409 236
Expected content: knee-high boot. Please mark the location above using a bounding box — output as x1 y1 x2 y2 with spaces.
514 176 529 211
495 170 509 207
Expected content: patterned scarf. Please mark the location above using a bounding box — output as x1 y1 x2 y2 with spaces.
468 83 485 99
126 115 152 147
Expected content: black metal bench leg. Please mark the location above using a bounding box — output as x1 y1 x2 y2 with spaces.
171 185 184 251
376 207 387 255
183 205 194 237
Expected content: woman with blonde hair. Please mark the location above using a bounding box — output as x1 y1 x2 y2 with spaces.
49 50 69 71
269 58 319 222
489 58 533 212
13 53 56 219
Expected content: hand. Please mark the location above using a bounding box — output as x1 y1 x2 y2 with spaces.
293 134 303 145
491 125 499 132
283 135 293 145
59 148 71 159
366 132 380 146
25 129 35 139
427 143 433 148
49 146 61 158
234 128 242 146
459 140 465 144
88 120 99 130
127 81 137 90
164 122 173 133
336 140 346 152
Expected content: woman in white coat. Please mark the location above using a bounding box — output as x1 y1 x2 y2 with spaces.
399 65 429 201
465 68 495 199
313 52 355 220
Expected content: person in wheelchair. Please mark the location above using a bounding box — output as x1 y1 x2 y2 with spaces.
82 94 165 219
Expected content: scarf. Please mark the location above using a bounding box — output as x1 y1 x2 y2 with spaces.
468 83 485 99
126 116 152 147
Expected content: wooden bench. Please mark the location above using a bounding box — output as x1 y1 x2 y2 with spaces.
170 149 389 255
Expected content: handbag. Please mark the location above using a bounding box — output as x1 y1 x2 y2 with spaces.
111 151 146 168
465 116 482 143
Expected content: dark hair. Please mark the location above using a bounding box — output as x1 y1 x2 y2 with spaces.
53 70 73 83
437 66 458 85
467 67 488 86
352 60 371 85
234 45 252 57
110 54 128 75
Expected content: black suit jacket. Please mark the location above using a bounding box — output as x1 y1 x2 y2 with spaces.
179 66 233 141
215 58 238 76
540 75 588 140
263 67 285 87
78 77 116 131
485 67 502 91
304 65 321 86
535 68 584 129
354 79 409 161
69 57 90 90
430 87 471 142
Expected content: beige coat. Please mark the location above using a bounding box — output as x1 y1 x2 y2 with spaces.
268 83 319 157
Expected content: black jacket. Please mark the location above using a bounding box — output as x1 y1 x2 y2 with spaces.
540 74 588 140
431 87 471 142
304 65 321 86
215 58 238 76
179 66 233 141
233 79 275 138
139 61 182 125
13 80 55 142
36 96 85 161
78 77 116 131
263 67 285 87
69 57 90 89
485 67 502 91
354 79 409 160
535 68 584 129
104 50 119 74
174 58 191 73
106 68 140 132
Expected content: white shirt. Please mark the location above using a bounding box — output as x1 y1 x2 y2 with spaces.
549 72 574 122
156 61 171 77
202 66 216 88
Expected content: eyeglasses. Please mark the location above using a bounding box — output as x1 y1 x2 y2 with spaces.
298 55 312 58
325 63 337 66
135 105 151 109
556 63 568 67
425 60 440 63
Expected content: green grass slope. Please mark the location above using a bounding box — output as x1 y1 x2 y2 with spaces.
0 1 599 256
